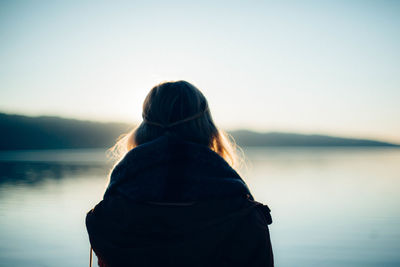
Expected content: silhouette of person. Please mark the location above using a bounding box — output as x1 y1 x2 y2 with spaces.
86 80 273 267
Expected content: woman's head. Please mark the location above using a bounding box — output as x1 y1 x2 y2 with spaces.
110 80 241 167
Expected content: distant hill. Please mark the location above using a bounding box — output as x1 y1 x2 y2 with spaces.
229 130 398 147
0 113 131 150
0 113 398 150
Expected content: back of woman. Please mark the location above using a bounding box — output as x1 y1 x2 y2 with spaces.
86 81 274 267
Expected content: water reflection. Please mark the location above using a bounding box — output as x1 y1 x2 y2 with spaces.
0 161 108 186
0 148 113 187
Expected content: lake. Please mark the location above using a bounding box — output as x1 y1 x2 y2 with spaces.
0 147 399 267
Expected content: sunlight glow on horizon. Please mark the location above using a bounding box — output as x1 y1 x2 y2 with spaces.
1 1 399 143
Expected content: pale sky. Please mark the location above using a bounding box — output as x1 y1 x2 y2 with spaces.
1 0 399 143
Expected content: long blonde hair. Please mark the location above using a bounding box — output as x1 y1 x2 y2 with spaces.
108 81 243 169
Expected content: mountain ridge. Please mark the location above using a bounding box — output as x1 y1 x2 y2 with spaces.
0 112 398 150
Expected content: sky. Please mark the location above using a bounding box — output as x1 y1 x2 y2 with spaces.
1 0 399 143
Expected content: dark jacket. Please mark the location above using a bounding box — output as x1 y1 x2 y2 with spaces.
86 134 274 267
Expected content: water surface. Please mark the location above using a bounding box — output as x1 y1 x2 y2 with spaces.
0 148 399 267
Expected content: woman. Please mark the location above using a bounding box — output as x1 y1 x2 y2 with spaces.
86 80 274 267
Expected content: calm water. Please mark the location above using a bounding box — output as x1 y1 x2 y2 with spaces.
0 148 399 267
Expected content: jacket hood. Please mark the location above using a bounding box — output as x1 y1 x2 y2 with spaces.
86 134 273 266
104 133 253 202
